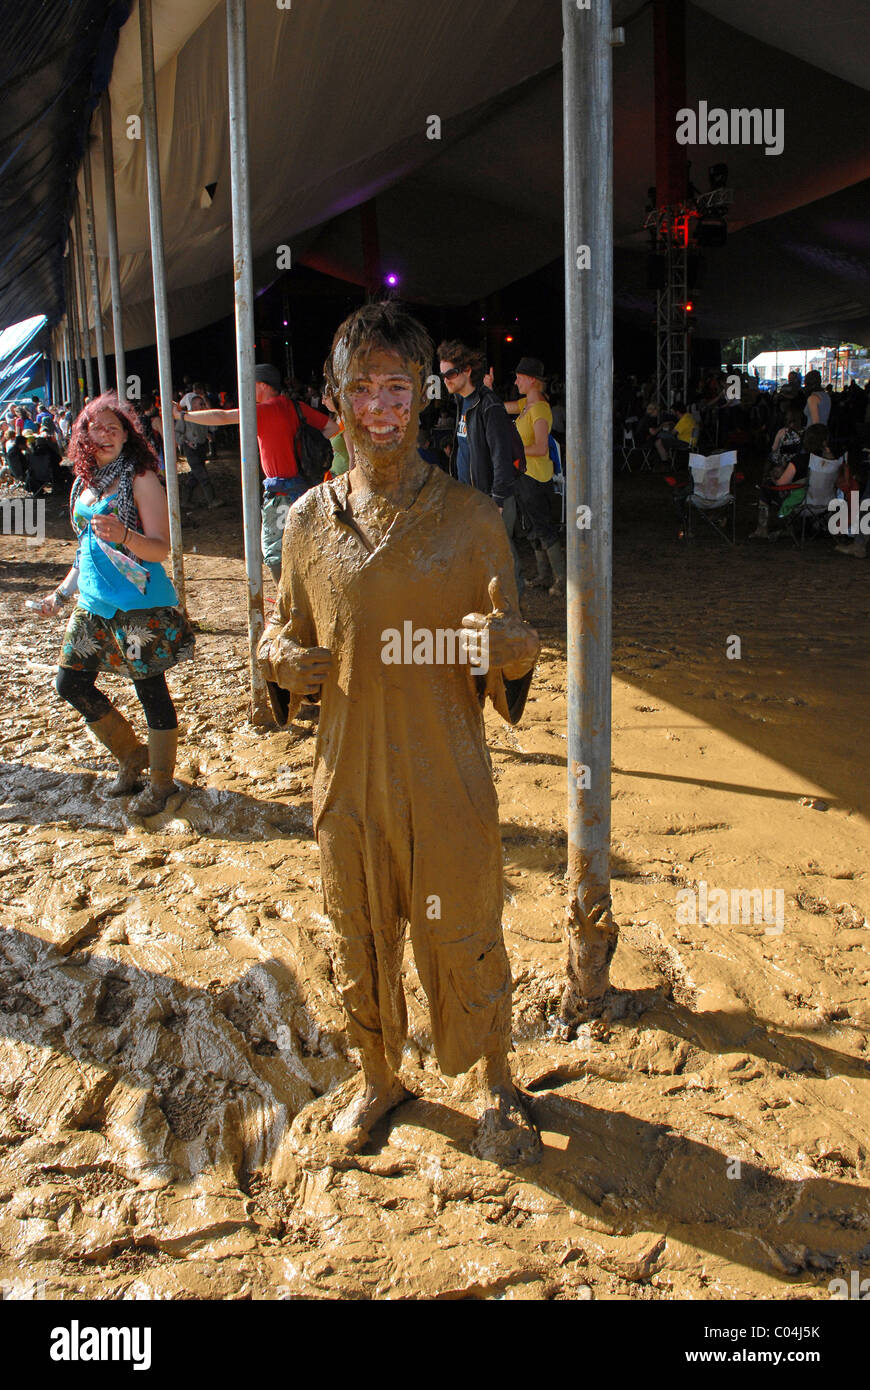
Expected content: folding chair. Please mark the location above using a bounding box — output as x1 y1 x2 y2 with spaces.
685 449 736 543
789 454 842 547
618 417 638 472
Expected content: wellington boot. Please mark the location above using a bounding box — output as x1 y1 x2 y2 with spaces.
87 709 148 796
129 728 182 817
835 537 867 558
546 542 566 597
201 477 223 510
527 547 553 589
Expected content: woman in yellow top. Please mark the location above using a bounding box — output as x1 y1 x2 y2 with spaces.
504 357 565 597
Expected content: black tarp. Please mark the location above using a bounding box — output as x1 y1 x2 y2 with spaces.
0 0 131 331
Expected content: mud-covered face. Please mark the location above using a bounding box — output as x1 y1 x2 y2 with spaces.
339 348 421 464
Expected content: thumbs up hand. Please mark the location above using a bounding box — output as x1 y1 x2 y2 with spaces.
461 575 540 679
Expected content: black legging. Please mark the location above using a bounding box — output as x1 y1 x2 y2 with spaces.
56 668 177 730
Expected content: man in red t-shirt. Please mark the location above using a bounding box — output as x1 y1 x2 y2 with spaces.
178 364 336 583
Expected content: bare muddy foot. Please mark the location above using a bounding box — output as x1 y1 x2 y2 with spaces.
332 1077 411 1151
291 1076 412 1156
471 1084 541 1167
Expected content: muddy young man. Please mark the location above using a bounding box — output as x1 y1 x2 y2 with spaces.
257 302 542 1164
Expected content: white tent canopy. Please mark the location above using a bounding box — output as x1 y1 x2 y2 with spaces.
76 0 870 350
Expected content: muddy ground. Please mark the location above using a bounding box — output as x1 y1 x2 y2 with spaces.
1 454 869 1301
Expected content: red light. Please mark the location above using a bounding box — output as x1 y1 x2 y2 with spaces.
505 335 514 343
684 301 693 313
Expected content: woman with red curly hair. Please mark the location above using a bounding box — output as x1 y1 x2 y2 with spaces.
35 392 195 816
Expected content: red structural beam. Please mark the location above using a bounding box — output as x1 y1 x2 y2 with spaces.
654 0 688 211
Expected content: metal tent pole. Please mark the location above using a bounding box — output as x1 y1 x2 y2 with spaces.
100 95 127 400
63 324 73 404
227 0 271 726
59 325 69 403
65 245 83 414
73 201 95 399
560 0 617 1026
139 0 186 612
83 148 108 394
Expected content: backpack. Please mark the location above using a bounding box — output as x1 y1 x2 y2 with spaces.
292 399 332 484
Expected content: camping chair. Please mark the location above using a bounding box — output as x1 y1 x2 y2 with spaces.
618 417 638 471
788 454 843 546
685 449 737 543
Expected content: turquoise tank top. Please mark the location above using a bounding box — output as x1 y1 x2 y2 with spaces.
73 492 178 619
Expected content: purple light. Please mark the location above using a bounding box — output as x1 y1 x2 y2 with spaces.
385 273 399 286
283 320 288 326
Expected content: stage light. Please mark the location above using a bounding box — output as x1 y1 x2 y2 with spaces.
684 301 693 313
505 335 514 343
385 273 399 287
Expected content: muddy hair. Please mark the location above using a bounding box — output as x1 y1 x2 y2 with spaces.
326 301 434 398
436 340 486 385
67 391 160 489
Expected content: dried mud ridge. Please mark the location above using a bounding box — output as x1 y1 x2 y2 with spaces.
2 473 870 1299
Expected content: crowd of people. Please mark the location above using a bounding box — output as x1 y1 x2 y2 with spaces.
617 366 870 553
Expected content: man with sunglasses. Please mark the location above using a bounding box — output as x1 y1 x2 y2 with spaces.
438 341 525 593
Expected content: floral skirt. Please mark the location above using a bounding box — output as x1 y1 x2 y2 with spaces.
59 604 196 679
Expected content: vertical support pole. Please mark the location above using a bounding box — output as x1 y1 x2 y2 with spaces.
100 94 127 400
64 324 73 404
560 0 616 1025
83 147 109 394
139 0 186 612
65 245 83 414
73 200 95 399
227 0 271 726
59 325 68 403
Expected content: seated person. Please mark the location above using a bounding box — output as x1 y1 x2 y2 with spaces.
768 407 804 479
5 432 28 484
751 423 834 537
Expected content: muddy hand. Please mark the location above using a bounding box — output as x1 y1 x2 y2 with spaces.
270 639 333 696
461 576 539 676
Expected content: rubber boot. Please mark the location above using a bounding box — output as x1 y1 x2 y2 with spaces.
129 728 181 817
749 500 769 539
201 476 223 510
835 536 867 558
546 541 566 597
86 709 148 796
527 546 553 590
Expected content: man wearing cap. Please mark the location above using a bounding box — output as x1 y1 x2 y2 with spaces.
177 365 338 584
